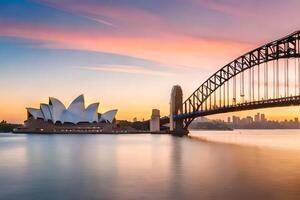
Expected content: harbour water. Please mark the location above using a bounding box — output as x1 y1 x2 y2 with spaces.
1 131 300 200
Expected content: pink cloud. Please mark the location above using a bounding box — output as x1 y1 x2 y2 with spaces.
195 0 254 18
0 21 254 71
0 4 254 72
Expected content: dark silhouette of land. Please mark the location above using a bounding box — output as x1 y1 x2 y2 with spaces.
0 121 21 132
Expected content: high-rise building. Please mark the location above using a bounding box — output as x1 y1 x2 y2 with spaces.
227 117 231 123
261 114 266 122
232 116 240 126
254 113 260 122
245 116 253 124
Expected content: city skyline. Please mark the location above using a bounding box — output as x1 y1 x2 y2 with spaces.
193 112 300 129
2 1 300 123
230 112 300 123
198 112 300 123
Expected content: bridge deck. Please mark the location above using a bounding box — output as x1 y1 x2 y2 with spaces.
175 95 300 120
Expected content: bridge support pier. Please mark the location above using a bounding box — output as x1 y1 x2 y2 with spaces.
150 109 160 132
170 85 188 136
170 128 189 137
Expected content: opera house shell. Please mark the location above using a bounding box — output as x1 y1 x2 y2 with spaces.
14 95 122 134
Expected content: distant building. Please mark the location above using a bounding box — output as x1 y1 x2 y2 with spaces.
232 116 240 126
223 113 300 129
261 114 266 122
246 116 253 123
238 116 253 126
14 95 120 134
227 117 231 123
254 113 260 122
150 109 160 132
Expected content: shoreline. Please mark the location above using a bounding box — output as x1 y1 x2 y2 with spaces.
12 130 169 135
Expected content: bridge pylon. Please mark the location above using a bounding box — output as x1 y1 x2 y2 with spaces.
170 85 189 136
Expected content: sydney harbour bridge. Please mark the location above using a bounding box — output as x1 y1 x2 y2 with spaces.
169 31 300 135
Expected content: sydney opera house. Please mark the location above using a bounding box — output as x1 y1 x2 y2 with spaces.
14 95 124 133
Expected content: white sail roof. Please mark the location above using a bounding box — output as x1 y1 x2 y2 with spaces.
85 103 99 123
99 109 118 123
26 108 44 119
27 95 117 124
40 104 52 121
64 95 85 124
49 97 66 123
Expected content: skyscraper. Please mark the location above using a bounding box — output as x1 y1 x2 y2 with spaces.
254 113 260 122
261 114 266 122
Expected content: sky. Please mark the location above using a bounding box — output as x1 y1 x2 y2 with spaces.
1 0 300 123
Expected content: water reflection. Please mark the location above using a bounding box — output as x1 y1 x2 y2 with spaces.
190 129 300 150
0 132 300 199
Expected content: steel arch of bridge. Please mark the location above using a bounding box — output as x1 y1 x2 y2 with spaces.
175 31 300 129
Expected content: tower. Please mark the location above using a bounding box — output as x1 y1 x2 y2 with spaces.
170 85 187 135
150 109 160 132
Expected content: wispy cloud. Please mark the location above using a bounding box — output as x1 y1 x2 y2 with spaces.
194 0 252 18
85 16 116 27
78 65 173 76
33 0 117 28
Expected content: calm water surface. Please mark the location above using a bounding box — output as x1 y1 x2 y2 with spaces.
1 131 300 200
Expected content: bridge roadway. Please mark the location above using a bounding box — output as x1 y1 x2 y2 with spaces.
174 95 300 120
